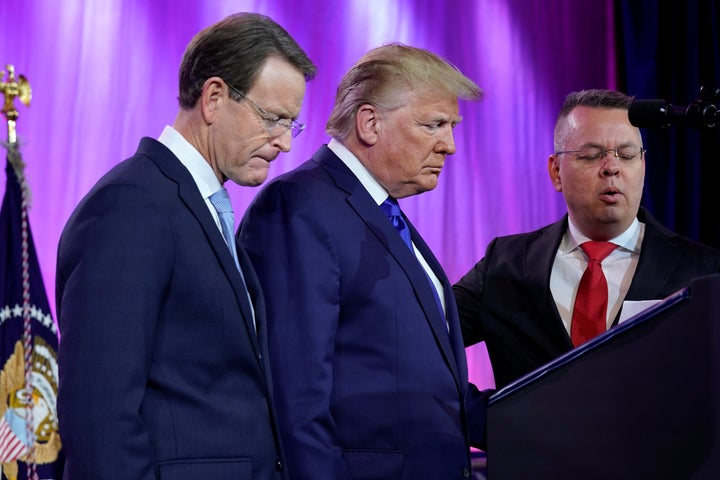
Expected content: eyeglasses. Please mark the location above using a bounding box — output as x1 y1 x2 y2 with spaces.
227 84 306 139
554 147 646 162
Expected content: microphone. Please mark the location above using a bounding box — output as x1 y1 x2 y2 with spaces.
629 91 719 129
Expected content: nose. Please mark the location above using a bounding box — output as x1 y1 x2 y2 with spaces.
271 128 292 153
600 151 620 176
435 128 456 155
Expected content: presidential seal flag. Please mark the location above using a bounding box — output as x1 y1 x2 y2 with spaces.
0 145 63 478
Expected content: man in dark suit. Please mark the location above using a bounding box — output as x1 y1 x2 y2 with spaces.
454 89 720 390
55 13 315 479
238 44 489 480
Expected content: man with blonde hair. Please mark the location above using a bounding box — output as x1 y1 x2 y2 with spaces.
239 43 488 480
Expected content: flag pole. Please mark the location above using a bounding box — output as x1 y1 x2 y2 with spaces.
1 65 31 181
1 63 39 480
1 64 32 146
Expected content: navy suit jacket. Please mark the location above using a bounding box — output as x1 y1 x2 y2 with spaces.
238 145 485 480
56 138 285 479
453 208 720 389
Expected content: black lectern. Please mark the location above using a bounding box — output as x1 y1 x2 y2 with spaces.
486 274 720 480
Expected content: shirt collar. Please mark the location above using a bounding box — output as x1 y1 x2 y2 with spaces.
158 125 223 198
565 215 642 254
328 138 389 206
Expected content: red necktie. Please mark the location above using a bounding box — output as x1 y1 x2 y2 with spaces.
571 241 616 347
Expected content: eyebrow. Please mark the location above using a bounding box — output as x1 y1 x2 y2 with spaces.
428 114 463 125
579 141 636 149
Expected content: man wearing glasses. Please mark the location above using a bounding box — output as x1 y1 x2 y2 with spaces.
56 13 315 479
453 89 720 390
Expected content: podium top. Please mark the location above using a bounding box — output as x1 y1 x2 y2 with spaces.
488 285 691 406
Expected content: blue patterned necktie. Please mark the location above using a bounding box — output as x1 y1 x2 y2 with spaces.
209 188 241 271
380 197 445 318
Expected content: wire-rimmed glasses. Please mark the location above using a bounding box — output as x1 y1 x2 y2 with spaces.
227 84 305 139
554 147 646 162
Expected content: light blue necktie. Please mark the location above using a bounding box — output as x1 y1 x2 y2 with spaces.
209 188 241 271
209 187 256 328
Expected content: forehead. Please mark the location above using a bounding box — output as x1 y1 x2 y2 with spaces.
563 106 641 146
247 57 306 100
401 89 460 118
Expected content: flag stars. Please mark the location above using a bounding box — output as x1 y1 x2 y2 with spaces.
43 313 56 332
0 303 55 333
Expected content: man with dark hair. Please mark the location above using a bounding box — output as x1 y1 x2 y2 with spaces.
239 43 488 480
454 89 720 390
56 13 315 479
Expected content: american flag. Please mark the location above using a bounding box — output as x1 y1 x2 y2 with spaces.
1 143 63 479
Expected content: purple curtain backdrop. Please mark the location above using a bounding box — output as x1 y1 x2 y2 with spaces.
0 0 615 389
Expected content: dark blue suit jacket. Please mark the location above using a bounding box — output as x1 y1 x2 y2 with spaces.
238 145 486 480
56 138 286 479
454 208 720 389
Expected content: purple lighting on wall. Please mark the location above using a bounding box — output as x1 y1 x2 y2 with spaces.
0 0 615 390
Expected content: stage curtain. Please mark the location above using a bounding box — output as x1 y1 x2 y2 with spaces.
0 0 615 389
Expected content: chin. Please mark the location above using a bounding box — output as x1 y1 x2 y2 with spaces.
422 180 439 193
244 176 268 187
595 211 620 224
232 177 264 187
234 168 270 187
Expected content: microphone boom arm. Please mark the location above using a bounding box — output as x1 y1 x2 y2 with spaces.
628 86 719 129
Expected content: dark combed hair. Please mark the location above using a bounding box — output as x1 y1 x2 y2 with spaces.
554 89 637 151
178 12 316 109
558 89 634 118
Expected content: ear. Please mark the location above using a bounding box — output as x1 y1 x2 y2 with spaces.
355 104 380 146
199 77 226 125
548 155 562 192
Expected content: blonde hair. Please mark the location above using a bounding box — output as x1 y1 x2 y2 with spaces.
326 43 482 139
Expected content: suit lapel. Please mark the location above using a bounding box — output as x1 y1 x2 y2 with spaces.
407 220 467 387
237 245 267 358
626 208 683 300
525 217 575 350
138 138 262 359
314 146 463 387
178 180 262 357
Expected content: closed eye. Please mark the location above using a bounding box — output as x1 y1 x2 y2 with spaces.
421 120 458 132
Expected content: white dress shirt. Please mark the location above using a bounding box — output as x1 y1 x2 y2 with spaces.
550 217 645 335
158 125 225 231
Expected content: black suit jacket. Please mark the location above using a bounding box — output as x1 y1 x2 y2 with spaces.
453 207 720 389
57 138 285 479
